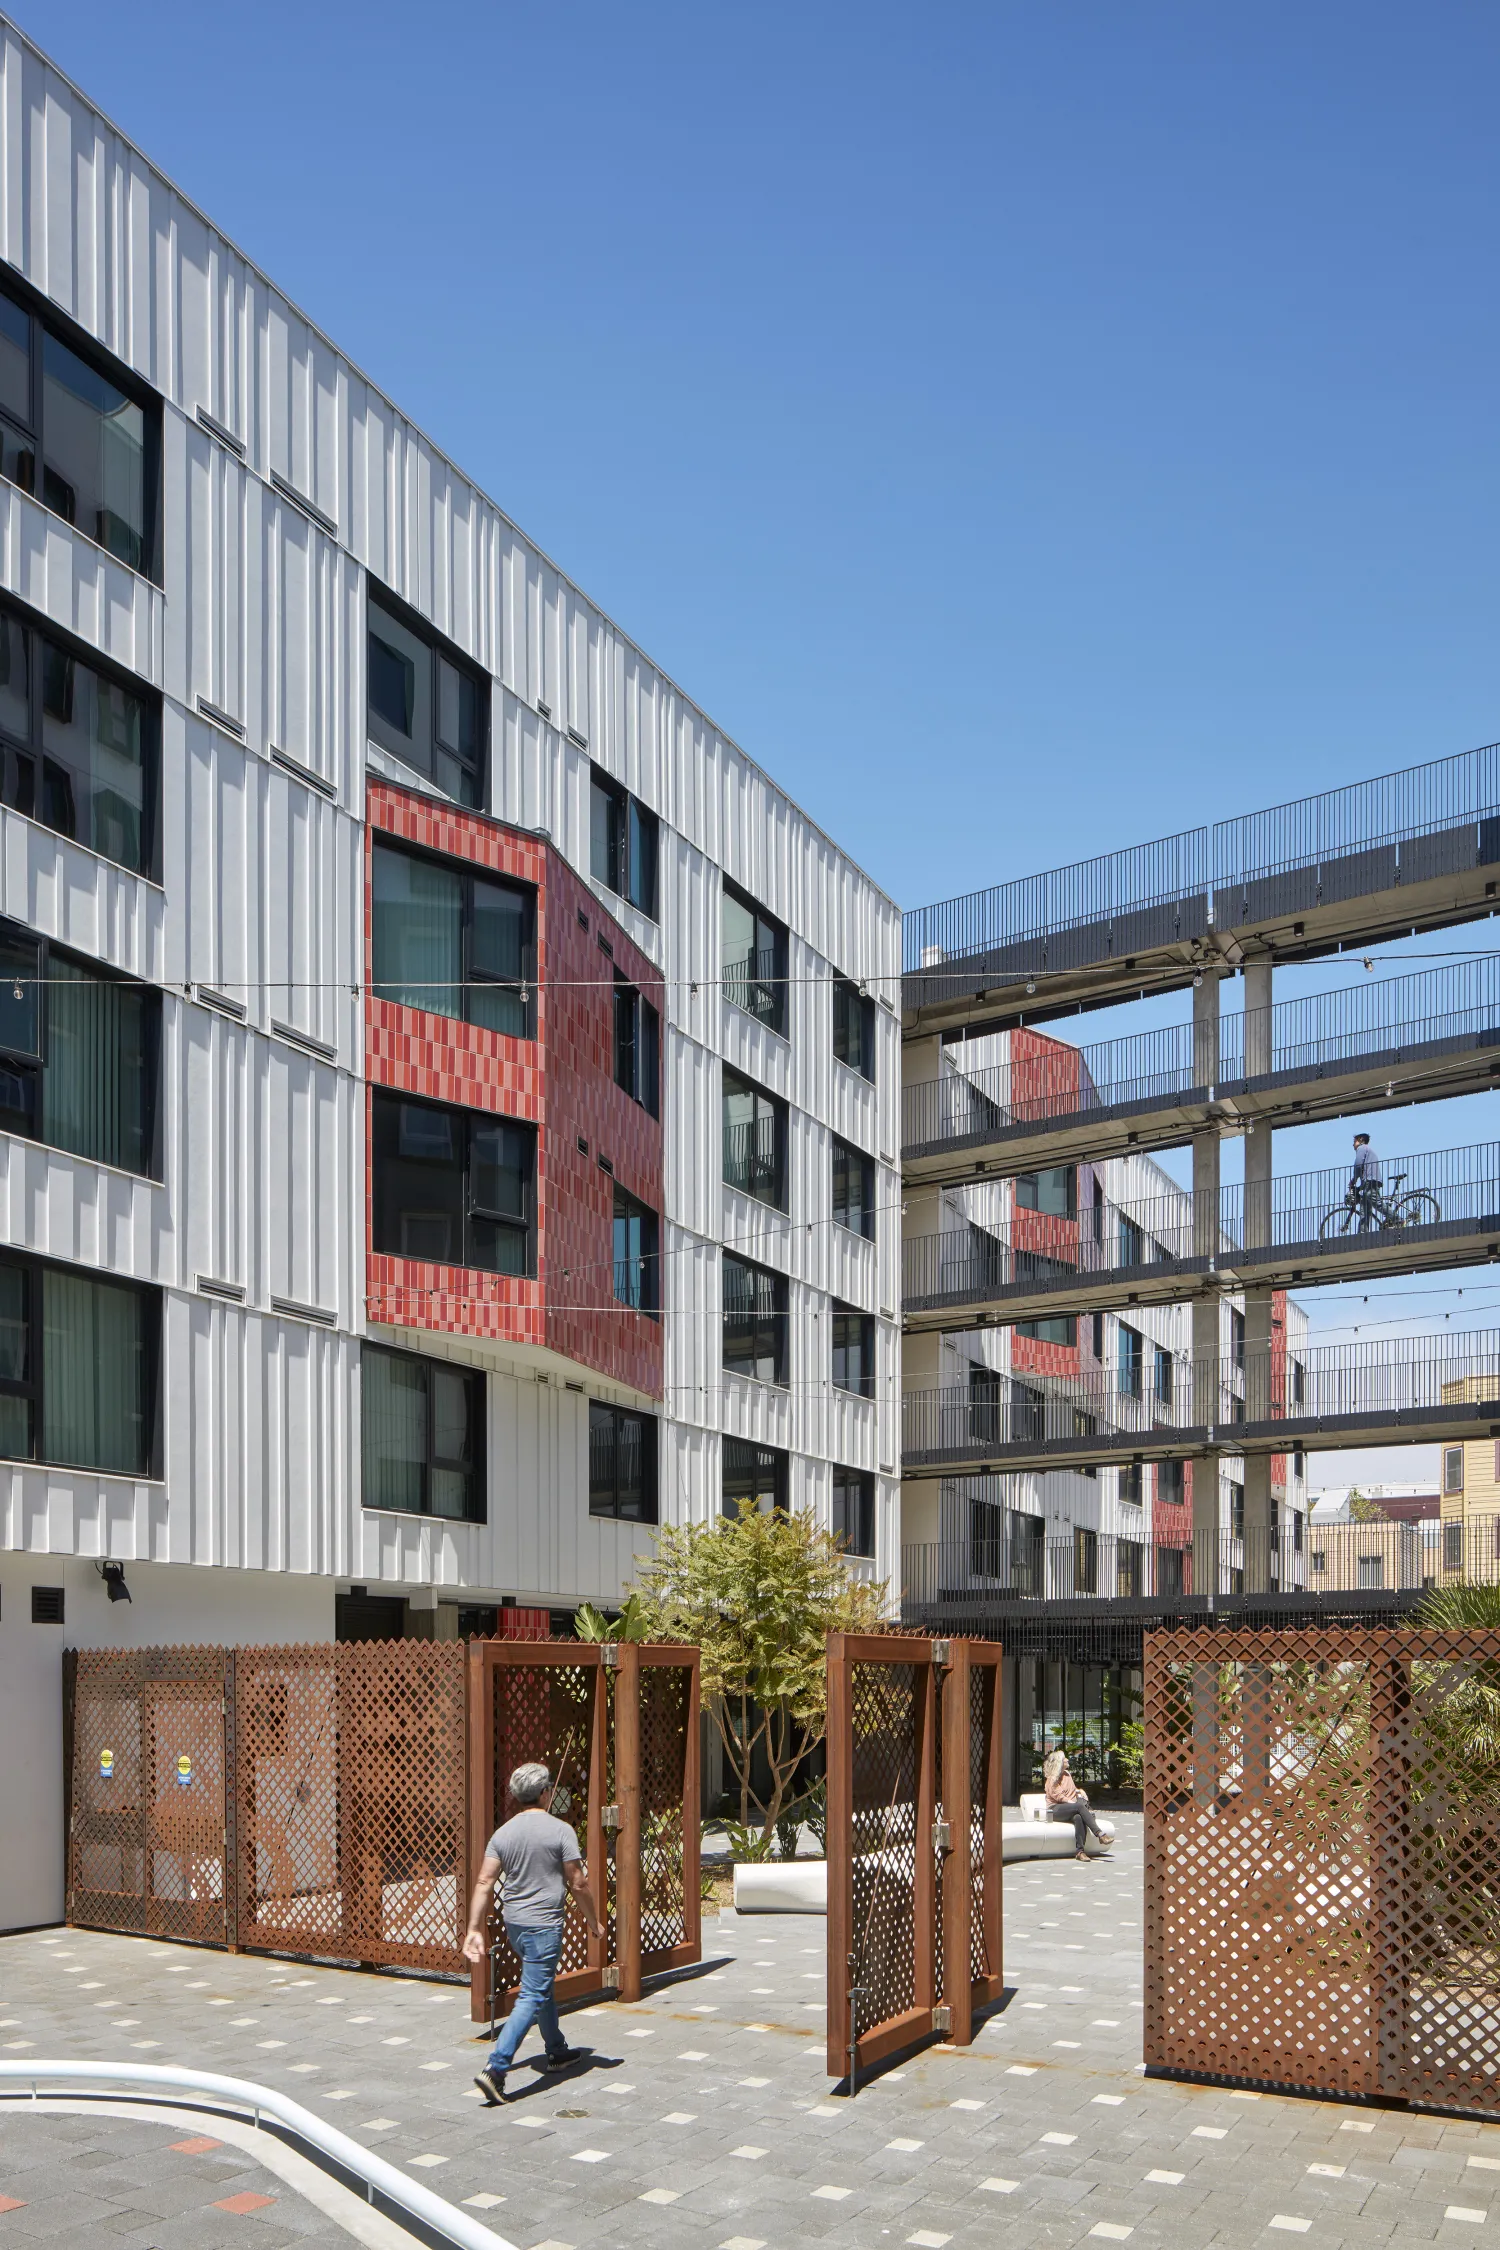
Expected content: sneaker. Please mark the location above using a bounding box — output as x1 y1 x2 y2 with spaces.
541 2046 591 2071
473 2067 508 2106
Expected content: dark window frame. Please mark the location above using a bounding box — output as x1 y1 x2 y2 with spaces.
722 1434 788 1518
0 591 162 879
590 768 659 920
0 270 163 582
723 1065 787 1210
371 1087 537 1277
832 974 875 1081
831 1134 875 1239
722 1251 789 1387
588 1399 660 1523
832 1464 875 1557
1016 1166 1077 1220
0 917 160 1177
0 1245 160 1478
831 1303 875 1398
371 835 536 1039
613 972 661 1116
366 579 490 809
1154 1344 1174 1407
721 876 788 1035
612 1183 661 1317
360 1341 486 1524
1119 1322 1144 1400
1016 1314 1077 1347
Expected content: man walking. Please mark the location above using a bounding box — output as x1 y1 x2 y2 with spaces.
464 1761 605 2105
1348 1132 1382 1228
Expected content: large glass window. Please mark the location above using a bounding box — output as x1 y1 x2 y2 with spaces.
722 1066 786 1209
0 281 158 578
0 925 157 1174
831 1136 875 1238
723 1253 788 1386
1119 1323 1144 1399
0 601 158 875
613 976 660 1114
367 586 487 807
832 974 875 1080
0 1252 156 1475
589 1401 658 1521
371 840 533 1038
831 1305 875 1398
721 879 787 1033
832 1466 875 1558
722 1435 787 1518
590 770 658 920
371 1091 535 1276
1016 1315 1076 1347
1016 1166 1076 1218
362 1344 483 1521
612 1186 660 1315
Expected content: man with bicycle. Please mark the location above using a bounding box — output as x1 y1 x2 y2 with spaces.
1346 1133 1382 1230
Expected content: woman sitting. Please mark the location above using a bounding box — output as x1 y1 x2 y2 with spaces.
1043 1749 1109 1860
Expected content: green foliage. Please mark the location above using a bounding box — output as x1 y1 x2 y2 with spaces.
572 1592 651 1642
1113 1720 1145 1791
1418 1580 1500 1633
721 1818 774 1863
629 1503 886 1841
1347 1486 1386 1523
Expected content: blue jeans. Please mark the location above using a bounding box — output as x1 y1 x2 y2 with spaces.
486 1921 567 2073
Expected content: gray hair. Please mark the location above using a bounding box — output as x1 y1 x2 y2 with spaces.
508 1761 553 1807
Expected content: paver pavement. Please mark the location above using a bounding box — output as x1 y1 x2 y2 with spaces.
2 1815 1497 2248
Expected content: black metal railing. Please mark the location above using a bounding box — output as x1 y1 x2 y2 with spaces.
722 946 785 1031
722 1117 786 1207
903 738 1500 973
904 954 1500 1153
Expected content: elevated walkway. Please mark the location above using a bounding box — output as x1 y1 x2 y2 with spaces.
904 740 1500 1037
903 957 1500 1186
902 1137 1500 1331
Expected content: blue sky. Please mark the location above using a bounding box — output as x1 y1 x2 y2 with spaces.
32 2 1500 1443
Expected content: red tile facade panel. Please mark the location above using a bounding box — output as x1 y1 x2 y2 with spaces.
363 783 664 1398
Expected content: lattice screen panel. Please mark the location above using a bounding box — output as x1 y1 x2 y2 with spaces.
638 1661 690 1967
847 1657 923 2046
968 1662 996 1992
487 1657 603 1995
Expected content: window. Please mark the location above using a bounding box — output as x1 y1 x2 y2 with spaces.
367 584 487 807
1292 1508 1304 1553
1016 1315 1077 1347
371 1090 535 1276
1158 1459 1186 1507
1010 1508 1045 1593
722 878 787 1033
1357 1553 1385 1590
832 974 875 1080
722 1253 788 1385
0 599 160 876
831 1304 875 1398
722 1435 787 1517
723 1067 786 1209
969 1364 1002 1444
1117 1213 1143 1266
1229 1483 1245 1541
612 1186 660 1316
1230 1308 1246 1371
1016 1166 1076 1219
1311 1550 1328 1575
362 1344 483 1521
831 1136 875 1238
1156 1546 1184 1597
1293 1448 1306 1480
1012 1379 1046 1444
1445 1445 1465 1495
588 1401 658 1522
0 1252 157 1475
590 770 658 919
1444 1521 1464 1572
1091 1310 1105 1361
0 280 159 577
1291 1359 1306 1408
371 841 534 1038
832 1466 875 1557
1120 1463 1143 1505
1073 1525 1098 1595
1154 1345 1173 1407
1119 1323 1144 1399
0 925 158 1174
613 976 660 1115
1117 1540 1143 1597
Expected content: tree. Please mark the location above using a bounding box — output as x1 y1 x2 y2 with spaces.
1348 1486 1385 1523
628 1504 886 1843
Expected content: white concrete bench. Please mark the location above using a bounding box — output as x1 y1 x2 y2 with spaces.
731 1799 1116 1910
1011 1792 1115 1857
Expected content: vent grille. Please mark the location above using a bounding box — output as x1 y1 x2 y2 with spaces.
31 1586 64 1624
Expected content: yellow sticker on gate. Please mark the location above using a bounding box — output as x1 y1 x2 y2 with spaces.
99 1747 115 1779
176 1752 193 1787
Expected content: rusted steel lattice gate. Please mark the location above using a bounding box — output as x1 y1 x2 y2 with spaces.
1145 1623 1500 2116
65 1639 699 2014
826 1634 1003 2080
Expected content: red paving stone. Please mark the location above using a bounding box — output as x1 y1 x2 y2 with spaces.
170 2135 224 2153
0 2200 24 2214
212 2192 276 2214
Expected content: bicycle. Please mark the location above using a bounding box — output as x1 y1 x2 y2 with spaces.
1317 1171 1442 1242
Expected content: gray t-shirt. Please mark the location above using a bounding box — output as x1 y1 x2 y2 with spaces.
486 1809 583 1927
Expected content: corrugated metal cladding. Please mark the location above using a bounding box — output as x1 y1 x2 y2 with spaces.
0 22 903 1607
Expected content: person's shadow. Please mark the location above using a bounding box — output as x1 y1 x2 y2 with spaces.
503 2050 624 2102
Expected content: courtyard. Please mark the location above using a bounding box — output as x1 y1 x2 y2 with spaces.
1 1819 1495 2248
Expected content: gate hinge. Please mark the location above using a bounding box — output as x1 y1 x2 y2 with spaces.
601 1804 621 1831
599 1644 620 1669
602 1963 620 1989
932 1818 951 1853
931 1639 951 1667
932 2003 952 2033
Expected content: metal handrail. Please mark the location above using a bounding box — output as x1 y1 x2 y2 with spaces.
0 2060 516 2250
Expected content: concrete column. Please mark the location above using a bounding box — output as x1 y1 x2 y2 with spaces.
1242 1287 1276 1592
1191 1450 1221 1598
1192 967 1222 1091
1243 958 1273 1078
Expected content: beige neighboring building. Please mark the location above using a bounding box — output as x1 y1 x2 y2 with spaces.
1438 1375 1500 1579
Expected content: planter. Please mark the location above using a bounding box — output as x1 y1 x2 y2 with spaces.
733 1859 829 1913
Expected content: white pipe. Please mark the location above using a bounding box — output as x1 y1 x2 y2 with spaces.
0 2060 517 2250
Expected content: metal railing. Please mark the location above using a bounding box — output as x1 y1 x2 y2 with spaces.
722 945 785 1030
722 1116 786 1205
902 1326 1500 1461
904 738 1500 972
904 954 1500 1152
